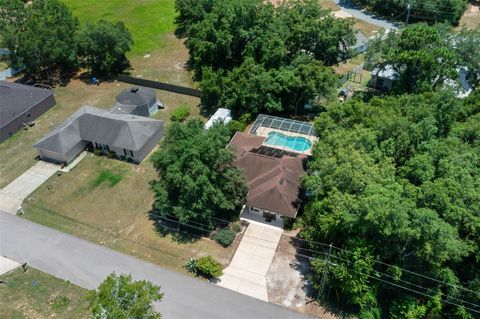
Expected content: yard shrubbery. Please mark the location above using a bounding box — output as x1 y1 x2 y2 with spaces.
212 228 236 247
170 104 190 122
185 256 223 279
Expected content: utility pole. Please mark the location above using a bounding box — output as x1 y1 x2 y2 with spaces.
317 243 333 301
405 3 412 25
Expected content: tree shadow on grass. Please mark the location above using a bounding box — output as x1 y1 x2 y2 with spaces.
147 210 205 244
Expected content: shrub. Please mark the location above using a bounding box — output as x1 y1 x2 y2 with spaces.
196 256 223 278
185 257 198 275
170 104 190 122
212 228 236 247
230 222 242 233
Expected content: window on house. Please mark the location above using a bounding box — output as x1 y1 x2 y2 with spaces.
251 207 260 213
123 149 127 156
130 150 134 157
105 145 110 152
27 113 31 117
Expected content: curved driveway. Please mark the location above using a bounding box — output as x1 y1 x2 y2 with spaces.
0 211 311 319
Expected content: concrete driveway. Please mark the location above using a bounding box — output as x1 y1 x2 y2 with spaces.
0 211 308 319
0 161 59 214
218 221 283 301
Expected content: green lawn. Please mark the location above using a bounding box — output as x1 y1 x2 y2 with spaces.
0 268 89 319
22 154 238 273
62 0 176 56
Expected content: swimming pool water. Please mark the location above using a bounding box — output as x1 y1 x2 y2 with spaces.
264 132 312 152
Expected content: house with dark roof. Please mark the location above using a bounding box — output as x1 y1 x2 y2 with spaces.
110 86 159 117
33 106 164 164
0 81 56 142
228 125 310 228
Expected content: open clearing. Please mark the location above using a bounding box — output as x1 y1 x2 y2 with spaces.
22 154 238 273
457 4 480 30
0 267 89 318
62 0 176 56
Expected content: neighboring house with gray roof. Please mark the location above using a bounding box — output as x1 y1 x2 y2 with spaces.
33 106 164 164
0 81 56 142
110 86 159 117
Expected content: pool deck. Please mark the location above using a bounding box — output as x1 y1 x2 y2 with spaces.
253 127 318 156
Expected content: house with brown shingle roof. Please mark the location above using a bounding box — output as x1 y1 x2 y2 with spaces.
228 130 308 228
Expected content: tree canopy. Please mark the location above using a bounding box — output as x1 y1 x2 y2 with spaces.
1 0 79 78
150 119 248 228
367 23 459 94
352 0 467 25
302 90 480 318
89 273 163 319
77 20 133 75
175 0 353 116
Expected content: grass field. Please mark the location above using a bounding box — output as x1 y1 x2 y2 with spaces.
0 268 89 319
63 0 176 56
22 155 238 273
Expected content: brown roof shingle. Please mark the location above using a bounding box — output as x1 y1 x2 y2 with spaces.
228 132 306 217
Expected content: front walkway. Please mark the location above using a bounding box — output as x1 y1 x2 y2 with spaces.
218 221 283 301
0 161 59 214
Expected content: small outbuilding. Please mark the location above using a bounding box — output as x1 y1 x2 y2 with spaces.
204 108 232 129
0 81 56 142
369 65 400 90
111 86 159 117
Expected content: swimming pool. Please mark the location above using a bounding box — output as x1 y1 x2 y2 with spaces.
264 131 312 153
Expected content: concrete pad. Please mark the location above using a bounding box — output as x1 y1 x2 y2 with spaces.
218 222 282 302
0 255 21 275
2 161 59 202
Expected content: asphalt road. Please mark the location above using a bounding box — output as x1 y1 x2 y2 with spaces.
0 211 310 319
334 0 398 29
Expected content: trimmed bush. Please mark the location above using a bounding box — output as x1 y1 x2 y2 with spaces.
196 256 223 278
170 104 190 122
212 228 236 247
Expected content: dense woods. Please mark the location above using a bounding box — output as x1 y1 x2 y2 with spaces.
175 0 354 116
302 90 480 318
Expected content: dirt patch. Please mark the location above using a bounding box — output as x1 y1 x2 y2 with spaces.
267 233 341 318
457 4 480 30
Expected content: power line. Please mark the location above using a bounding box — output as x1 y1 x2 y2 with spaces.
280 233 480 297
22 203 479 314
318 250 480 311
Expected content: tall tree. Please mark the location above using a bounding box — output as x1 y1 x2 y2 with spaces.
3 0 79 79
367 24 458 93
89 273 163 319
77 20 133 75
150 119 247 228
454 27 480 88
302 92 480 318
176 0 353 115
